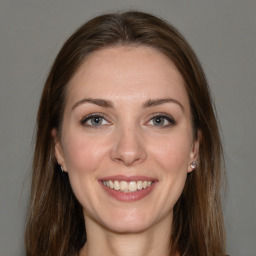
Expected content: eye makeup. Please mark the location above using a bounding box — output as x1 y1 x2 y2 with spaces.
146 112 176 128
80 113 111 128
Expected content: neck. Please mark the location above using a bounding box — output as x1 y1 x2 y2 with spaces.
79 213 176 256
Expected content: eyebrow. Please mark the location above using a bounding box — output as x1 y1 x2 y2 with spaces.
72 97 184 111
143 98 184 111
72 98 113 110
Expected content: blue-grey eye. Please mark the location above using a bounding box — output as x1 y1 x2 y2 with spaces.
89 116 103 125
81 115 110 126
148 115 175 127
153 117 166 125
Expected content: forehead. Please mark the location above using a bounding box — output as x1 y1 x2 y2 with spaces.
66 45 189 108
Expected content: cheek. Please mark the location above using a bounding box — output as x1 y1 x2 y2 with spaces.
150 132 192 208
150 132 192 174
62 132 108 174
61 133 110 212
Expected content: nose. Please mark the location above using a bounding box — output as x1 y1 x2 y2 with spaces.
110 125 147 166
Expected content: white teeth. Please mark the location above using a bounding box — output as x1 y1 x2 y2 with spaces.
102 180 154 192
120 181 128 191
137 181 143 190
114 180 120 190
128 181 137 192
142 181 147 189
109 180 114 189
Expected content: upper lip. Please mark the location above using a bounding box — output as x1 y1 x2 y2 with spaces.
99 175 157 182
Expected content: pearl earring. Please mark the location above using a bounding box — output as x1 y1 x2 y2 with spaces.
190 161 198 169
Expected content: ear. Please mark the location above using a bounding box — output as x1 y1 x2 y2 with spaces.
188 130 201 173
51 128 68 172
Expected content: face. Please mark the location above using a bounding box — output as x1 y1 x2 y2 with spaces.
54 46 199 233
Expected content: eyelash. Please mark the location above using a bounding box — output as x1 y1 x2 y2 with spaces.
80 113 176 128
80 113 110 128
146 113 176 127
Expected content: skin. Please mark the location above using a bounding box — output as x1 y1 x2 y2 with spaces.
53 46 199 256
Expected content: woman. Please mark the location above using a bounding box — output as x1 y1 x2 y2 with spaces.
25 11 226 256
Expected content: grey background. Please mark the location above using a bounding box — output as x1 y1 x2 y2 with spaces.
0 1 255 255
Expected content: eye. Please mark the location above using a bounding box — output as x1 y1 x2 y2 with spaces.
147 114 176 127
81 114 111 127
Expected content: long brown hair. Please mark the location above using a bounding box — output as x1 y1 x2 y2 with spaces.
25 11 226 256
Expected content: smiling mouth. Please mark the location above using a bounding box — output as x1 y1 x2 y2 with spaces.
102 180 154 193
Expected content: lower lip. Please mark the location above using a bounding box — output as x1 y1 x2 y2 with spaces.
100 181 157 202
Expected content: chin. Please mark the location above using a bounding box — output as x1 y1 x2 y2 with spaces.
98 209 157 234
105 220 151 234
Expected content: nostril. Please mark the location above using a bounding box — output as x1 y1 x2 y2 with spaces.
111 151 147 166
110 132 147 165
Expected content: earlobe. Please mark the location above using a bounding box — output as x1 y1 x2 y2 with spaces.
188 130 201 173
51 128 67 172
